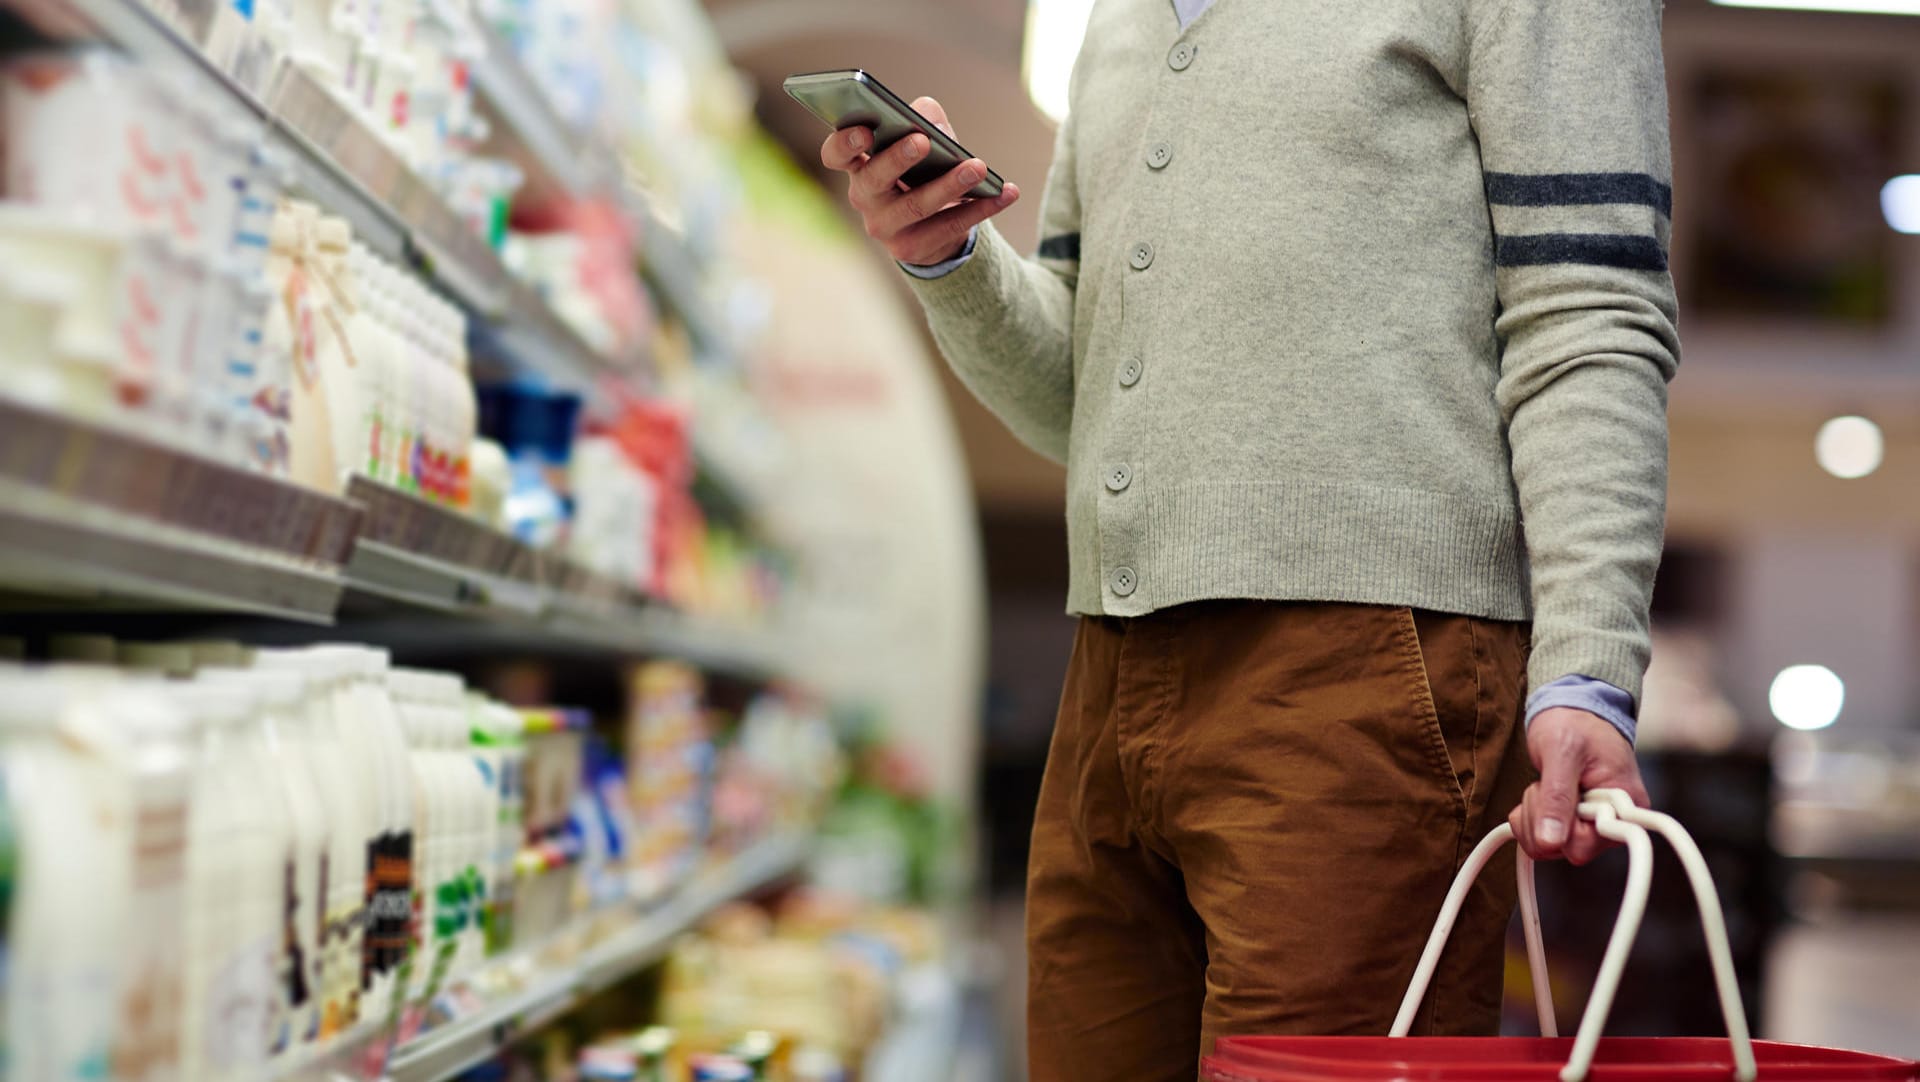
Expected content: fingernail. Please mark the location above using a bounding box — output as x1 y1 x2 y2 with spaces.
958 164 982 184
848 129 868 151
906 136 927 160
997 188 1017 205
1540 818 1567 846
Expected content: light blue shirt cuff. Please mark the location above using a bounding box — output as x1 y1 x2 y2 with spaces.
1525 675 1637 746
897 228 978 279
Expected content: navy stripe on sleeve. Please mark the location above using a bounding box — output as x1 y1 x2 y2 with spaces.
1485 172 1673 218
1494 233 1668 272
1038 233 1081 261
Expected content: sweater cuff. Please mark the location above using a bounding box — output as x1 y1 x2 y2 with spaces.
898 228 978 279
1526 675 1637 745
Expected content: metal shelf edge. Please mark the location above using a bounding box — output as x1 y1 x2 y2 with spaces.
383 834 809 1082
0 501 345 623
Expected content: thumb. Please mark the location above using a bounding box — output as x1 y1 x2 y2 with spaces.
912 95 958 139
1534 735 1582 853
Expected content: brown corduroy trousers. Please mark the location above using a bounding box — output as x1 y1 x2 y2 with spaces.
1026 601 1534 1081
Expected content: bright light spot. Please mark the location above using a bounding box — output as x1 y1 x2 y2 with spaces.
1770 665 1845 731
1713 0 1920 13
1884 175 1920 234
1814 415 1884 479
1023 0 1098 122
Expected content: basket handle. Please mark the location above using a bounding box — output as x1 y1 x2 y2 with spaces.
1388 788 1757 1082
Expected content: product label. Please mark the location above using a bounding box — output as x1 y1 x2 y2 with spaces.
365 831 414 977
284 270 320 392
318 900 363 1038
114 798 186 1082
205 937 276 1074
270 858 311 1056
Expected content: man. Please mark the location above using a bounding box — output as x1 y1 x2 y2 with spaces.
821 0 1676 1077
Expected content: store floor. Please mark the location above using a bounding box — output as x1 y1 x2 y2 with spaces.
976 900 1920 1081
1765 913 1920 1060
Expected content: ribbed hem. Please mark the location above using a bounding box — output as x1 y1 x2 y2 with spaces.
900 222 1020 326
1067 478 1531 623
1526 629 1650 709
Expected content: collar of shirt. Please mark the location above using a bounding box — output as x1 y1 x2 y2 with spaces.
1173 0 1212 30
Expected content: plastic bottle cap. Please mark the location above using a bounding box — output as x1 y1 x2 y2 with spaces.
118 642 197 676
314 217 353 253
268 214 304 253
182 640 251 668
42 636 116 667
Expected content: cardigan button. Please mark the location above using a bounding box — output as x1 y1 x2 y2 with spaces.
1105 464 1132 492
1147 142 1173 169
1109 566 1138 597
1169 41 1196 71
1119 357 1143 387
1129 242 1155 270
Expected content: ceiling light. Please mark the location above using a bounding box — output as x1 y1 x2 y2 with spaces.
1814 415 1884 479
1884 175 1920 234
1713 0 1920 12
1769 665 1845 731
1023 0 1098 122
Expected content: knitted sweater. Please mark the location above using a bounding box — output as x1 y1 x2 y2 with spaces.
904 0 1680 703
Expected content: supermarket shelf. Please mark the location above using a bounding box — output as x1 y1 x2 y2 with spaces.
468 25 620 200
633 199 733 360
20 0 409 263
6 0 639 389
339 478 785 675
0 399 358 621
385 833 811 1082
0 399 365 564
0 406 782 670
0 494 347 622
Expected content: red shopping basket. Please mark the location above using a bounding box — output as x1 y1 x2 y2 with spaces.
1204 1037 1918 1080
1202 791 1920 1082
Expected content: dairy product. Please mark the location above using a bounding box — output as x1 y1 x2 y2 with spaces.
386 666 446 1001
200 667 330 1060
110 685 195 1082
174 679 279 1081
252 648 368 1040
0 675 131 1082
471 695 524 957
309 216 362 494
311 645 413 1022
0 653 595 1069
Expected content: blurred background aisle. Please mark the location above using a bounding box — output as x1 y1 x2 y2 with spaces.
0 0 1914 1078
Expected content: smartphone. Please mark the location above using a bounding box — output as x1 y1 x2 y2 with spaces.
783 69 1006 200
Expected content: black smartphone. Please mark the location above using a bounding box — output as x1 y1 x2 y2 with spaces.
783 69 1006 200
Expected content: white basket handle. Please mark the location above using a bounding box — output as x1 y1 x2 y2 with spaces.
1388 788 1758 1082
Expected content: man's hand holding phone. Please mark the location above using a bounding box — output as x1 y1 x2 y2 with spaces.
819 97 1021 267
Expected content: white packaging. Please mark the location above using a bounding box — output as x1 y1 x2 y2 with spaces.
0 264 71 411
252 648 370 1042
199 667 331 1059
344 244 389 484
310 645 413 1024
309 216 363 491
0 207 126 421
110 683 195 1082
0 674 132 1082
173 679 278 1082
